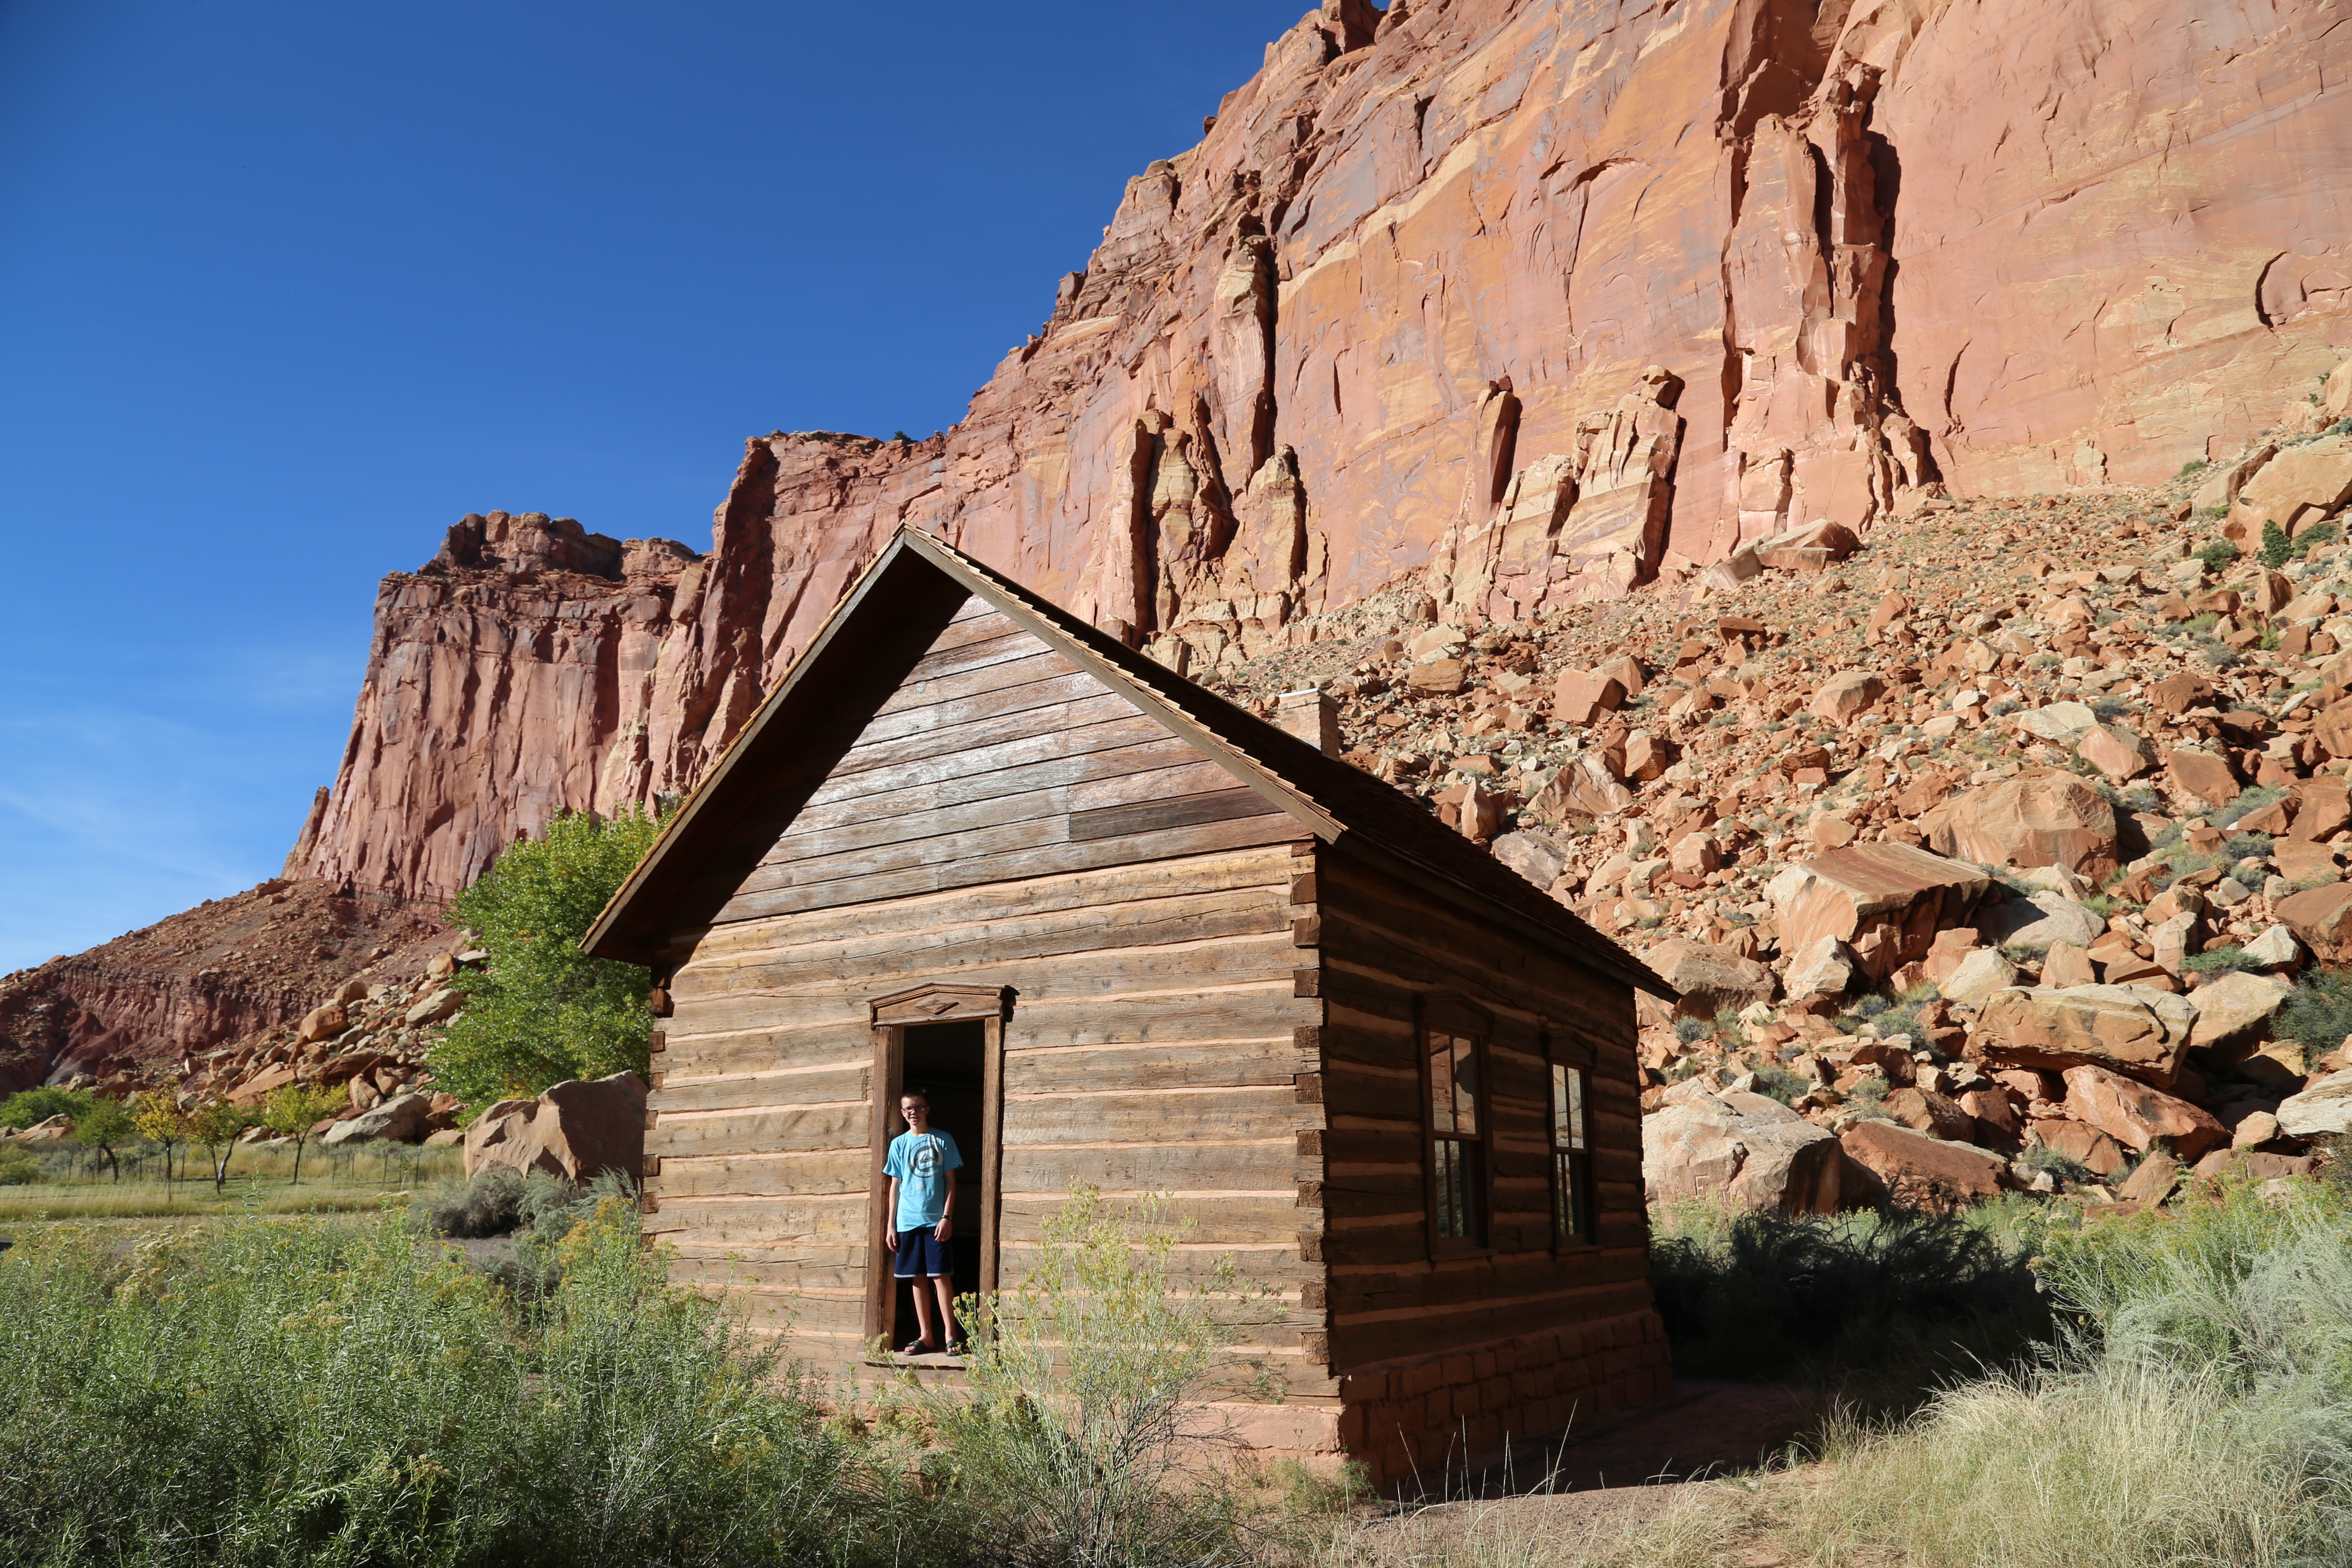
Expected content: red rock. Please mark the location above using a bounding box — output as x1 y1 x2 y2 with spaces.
1840 1121 2009 1211
1974 985 2197 1087
463 1071 648 1183
1551 670 1626 727
1767 843 1993 983
1406 659 1469 696
2164 748 2242 813
2030 1119 2128 1177
2276 881 2352 960
2060 1063 2227 1160
2148 673 2217 717
1810 671 1886 722
1883 1086 1975 1142
1919 769 2119 879
2290 778 2352 841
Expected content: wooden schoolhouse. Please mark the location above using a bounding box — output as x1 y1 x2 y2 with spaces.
582 528 1675 1485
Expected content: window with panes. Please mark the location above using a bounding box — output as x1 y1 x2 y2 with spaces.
1425 1027 1488 1247
1550 1061 1592 1244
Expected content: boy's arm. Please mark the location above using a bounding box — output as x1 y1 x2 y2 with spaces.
884 1176 901 1246
937 1168 956 1241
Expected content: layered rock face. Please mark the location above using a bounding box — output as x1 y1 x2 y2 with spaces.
289 0 2352 903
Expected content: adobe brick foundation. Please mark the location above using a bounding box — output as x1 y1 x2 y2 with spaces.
1335 1308 1672 1491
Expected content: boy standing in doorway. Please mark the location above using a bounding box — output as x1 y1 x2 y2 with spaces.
883 1086 964 1354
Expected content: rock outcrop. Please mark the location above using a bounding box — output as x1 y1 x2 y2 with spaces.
276 0 2352 906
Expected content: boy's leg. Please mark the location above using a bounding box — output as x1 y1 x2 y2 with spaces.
907 1274 940 1348
931 1274 959 1345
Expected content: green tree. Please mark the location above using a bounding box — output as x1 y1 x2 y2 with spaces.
2260 518 2294 568
0 1086 92 1130
187 1102 260 1194
70 1097 135 1183
426 806 667 1111
130 1090 190 1194
260 1081 344 1186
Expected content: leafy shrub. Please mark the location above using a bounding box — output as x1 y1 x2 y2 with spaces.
2215 784 2286 828
0 1207 925 1567
0 1087 91 1130
2021 1140 2094 1185
1672 1017 1709 1045
913 1187 1282 1565
1751 1065 1811 1106
1649 1204 2054 1412
2278 969 2352 1055
2196 540 2236 574
427 807 669 1111
2177 458 2211 480
426 1166 529 1238
2182 945 2263 977
0 1143 39 1186
2259 519 2296 568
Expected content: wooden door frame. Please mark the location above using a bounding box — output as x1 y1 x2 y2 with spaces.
864 983 1013 1353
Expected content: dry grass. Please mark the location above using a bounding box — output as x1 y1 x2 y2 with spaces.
1321 1476 1788 1568
0 1142 462 1225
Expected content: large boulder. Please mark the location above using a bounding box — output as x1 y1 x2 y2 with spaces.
1839 1121 2009 1210
463 1072 648 1182
1642 938 1776 1020
1919 769 2119 880
1810 670 1886 721
1973 985 2198 1087
2277 882 2352 962
2277 1074 2352 1138
322 1093 430 1147
1978 892 2109 953
2185 971 2294 1058
1767 842 1994 983
1941 947 2021 1006
1529 753 1635 821
1490 830 1568 891
1643 1089 1842 1213
2061 1064 2227 1160
2229 433 2352 535
294 1001 348 1045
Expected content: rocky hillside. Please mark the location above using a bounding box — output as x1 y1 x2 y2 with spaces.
1188 371 2352 1209
286 0 2350 907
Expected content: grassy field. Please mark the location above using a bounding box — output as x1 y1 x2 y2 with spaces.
0 1141 462 1226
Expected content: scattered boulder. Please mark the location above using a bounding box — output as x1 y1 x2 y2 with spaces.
2076 723 2152 782
2241 924 2303 970
1881 1086 1975 1142
1551 670 1627 726
1810 671 1886 722
2115 1151 2182 1206
1784 935 1861 1001
2164 749 2242 814
1940 948 2021 1006
1839 1120 2009 1210
1979 891 2109 953
1529 753 1635 820
1642 1089 1842 1213
321 1092 430 1147
294 1001 348 1045
1767 842 1993 983
2030 1119 2129 1176
2276 1073 2352 1138
1643 938 1776 1020
1406 659 1468 696
2061 1064 2227 1160
463 1072 648 1182
2229 433 2352 535
2277 881 2352 961
2184 971 2294 1058
1919 769 2119 879
405 988 465 1029
1490 830 1568 891
1973 984 2198 1087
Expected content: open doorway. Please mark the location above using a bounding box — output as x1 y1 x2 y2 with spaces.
888 1020 987 1352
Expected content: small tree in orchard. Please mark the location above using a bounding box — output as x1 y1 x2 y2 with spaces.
426 806 668 1111
71 1097 135 1183
261 1082 344 1186
186 1102 260 1194
131 1090 190 1193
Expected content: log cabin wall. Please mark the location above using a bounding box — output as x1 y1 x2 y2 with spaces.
1308 847 1669 1488
639 595 1342 1442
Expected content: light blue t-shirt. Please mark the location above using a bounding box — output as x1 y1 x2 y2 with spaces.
884 1128 963 1231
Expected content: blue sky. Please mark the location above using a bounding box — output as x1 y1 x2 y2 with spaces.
0 0 1301 972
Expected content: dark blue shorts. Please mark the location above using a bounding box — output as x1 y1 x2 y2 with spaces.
894 1228 951 1279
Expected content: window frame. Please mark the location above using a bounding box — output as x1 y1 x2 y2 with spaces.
1418 996 1495 1257
1547 1036 1596 1251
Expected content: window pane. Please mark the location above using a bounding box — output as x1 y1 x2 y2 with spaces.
1435 1140 1464 1237
1451 1036 1479 1135
1552 1063 1586 1151
1554 1151 1575 1240
1428 1037 1455 1134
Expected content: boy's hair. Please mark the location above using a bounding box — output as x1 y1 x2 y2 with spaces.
900 1086 931 1106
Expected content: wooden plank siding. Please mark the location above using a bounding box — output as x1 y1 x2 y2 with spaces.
1306 846 1659 1380
643 595 1331 1384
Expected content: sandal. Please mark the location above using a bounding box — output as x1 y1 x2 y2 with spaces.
898 1338 940 1356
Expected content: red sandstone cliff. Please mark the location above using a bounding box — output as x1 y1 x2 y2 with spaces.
281 0 2351 906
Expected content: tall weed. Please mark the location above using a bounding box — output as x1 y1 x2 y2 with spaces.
0 1206 926 1568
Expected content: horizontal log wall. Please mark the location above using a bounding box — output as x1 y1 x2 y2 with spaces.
645 598 1329 1390
1311 847 1668 1486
